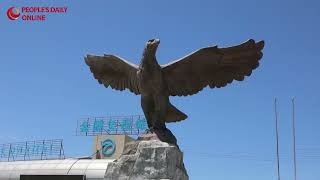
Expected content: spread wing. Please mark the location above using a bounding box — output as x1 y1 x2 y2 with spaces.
85 54 140 95
162 39 264 96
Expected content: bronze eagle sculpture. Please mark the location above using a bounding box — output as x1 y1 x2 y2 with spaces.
85 39 264 132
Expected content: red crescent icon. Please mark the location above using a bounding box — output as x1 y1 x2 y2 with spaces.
7 7 20 20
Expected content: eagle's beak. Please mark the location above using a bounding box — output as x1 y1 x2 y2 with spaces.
154 39 160 45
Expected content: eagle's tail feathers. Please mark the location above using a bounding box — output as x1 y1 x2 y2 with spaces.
166 102 188 123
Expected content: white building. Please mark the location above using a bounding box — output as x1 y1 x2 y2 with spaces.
0 158 114 180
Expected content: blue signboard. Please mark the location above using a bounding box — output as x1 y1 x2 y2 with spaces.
0 139 64 162
76 115 148 136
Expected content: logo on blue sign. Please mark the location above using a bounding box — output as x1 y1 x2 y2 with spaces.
101 139 116 157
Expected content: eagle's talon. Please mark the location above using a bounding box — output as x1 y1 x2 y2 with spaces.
145 127 155 134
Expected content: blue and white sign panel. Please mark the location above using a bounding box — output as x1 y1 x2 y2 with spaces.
0 139 64 162
76 115 148 136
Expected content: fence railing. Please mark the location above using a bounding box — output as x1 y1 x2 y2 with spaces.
0 139 65 162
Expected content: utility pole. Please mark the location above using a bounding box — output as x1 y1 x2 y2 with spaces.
274 98 281 180
292 98 297 180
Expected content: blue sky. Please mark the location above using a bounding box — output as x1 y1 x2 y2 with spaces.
1 0 320 179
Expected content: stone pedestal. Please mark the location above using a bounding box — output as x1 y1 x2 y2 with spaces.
104 132 189 180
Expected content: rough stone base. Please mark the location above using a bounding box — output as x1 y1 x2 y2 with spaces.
104 138 189 180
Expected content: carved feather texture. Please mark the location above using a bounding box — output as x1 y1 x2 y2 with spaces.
85 54 140 95
162 39 265 96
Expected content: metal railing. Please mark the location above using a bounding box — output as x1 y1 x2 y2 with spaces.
0 139 65 162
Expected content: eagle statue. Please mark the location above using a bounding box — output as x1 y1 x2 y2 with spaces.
85 39 265 133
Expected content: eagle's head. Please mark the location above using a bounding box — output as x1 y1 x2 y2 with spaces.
144 38 160 55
